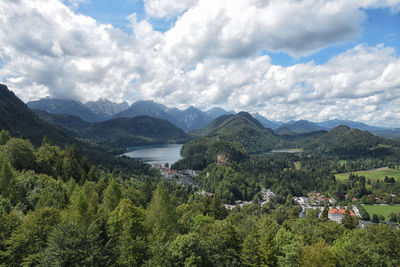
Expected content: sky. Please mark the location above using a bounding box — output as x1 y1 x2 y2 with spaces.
1 0 400 127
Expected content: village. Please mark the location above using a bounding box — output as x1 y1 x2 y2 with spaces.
151 163 400 229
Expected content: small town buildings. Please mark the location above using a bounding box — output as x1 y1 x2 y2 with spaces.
359 221 375 229
328 209 355 223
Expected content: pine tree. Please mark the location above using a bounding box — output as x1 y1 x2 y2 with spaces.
322 205 329 220
145 182 178 243
0 160 15 202
87 165 98 182
0 130 11 145
103 179 122 212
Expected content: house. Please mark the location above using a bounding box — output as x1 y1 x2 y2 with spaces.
328 209 355 223
359 221 375 229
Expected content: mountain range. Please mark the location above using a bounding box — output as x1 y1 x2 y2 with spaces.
27 97 400 139
3 83 400 161
34 110 191 147
1 83 189 153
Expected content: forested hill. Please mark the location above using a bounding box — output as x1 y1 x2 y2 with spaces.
0 84 154 175
34 110 191 146
190 112 283 153
299 125 400 158
0 84 76 147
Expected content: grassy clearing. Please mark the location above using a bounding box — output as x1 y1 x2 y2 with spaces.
335 167 400 182
362 204 400 218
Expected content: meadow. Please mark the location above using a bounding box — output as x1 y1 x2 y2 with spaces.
335 167 400 182
362 204 400 218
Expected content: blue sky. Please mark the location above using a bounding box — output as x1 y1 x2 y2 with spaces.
2 0 400 126
70 0 400 66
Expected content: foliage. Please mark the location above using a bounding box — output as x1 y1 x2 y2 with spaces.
173 138 249 170
190 112 285 153
1 88 400 266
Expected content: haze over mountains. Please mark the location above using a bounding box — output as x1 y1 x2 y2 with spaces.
27 97 400 139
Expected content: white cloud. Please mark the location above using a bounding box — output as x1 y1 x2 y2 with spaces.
162 0 400 65
1 0 400 127
144 0 198 18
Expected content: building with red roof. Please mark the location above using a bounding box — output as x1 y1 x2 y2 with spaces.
328 209 355 223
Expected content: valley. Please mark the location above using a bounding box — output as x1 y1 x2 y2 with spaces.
2 1 400 266
1 83 400 266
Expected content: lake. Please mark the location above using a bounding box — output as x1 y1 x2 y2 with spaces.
124 144 183 165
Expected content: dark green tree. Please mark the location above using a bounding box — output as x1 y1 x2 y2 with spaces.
1 138 35 171
321 205 329 220
372 214 379 224
0 130 11 145
0 160 15 202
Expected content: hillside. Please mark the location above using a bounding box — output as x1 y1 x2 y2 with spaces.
34 110 191 146
0 84 154 174
302 125 400 158
0 84 78 147
80 116 191 146
190 112 284 153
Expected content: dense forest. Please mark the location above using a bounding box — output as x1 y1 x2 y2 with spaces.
0 131 400 266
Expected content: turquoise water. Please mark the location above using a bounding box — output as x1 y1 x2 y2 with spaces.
124 144 183 165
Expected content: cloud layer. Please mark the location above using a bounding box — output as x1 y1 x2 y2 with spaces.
1 0 400 126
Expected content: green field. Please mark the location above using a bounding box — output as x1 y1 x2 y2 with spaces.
362 204 400 219
335 167 400 182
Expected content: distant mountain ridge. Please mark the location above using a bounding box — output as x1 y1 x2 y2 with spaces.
34 110 191 147
252 113 282 129
27 98 109 122
27 97 399 138
85 98 129 117
275 120 326 135
206 107 234 119
113 100 215 131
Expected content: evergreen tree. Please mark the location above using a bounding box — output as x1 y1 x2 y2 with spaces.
103 179 122 212
145 182 179 243
108 198 148 265
241 229 260 266
87 165 98 182
0 130 11 145
321 205 329 220
372 214 379 224
0 160 15 202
